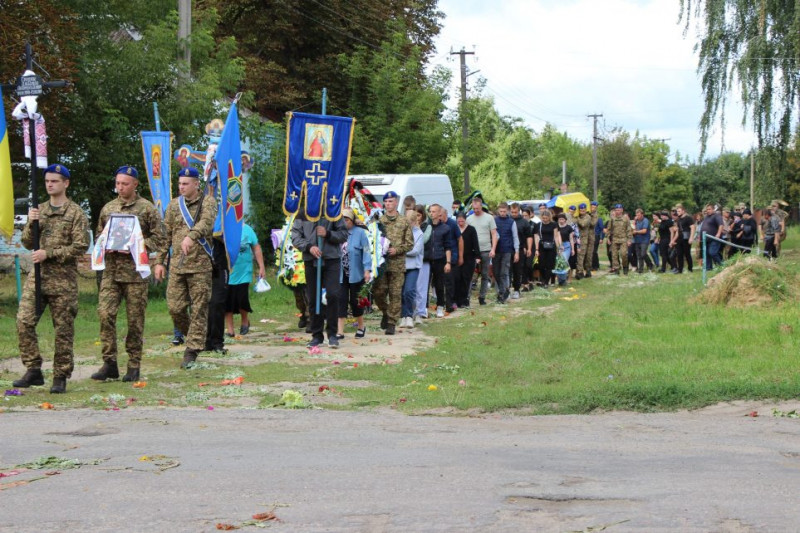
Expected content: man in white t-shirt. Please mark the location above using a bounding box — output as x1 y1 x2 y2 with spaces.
466 195 497 305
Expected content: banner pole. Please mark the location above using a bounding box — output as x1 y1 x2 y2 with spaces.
315 88 327 313
153 102 161 132
702 233 707 285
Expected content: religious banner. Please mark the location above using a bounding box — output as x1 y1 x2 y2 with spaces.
213 102 245 268
283 112 355 221
140 131 173 216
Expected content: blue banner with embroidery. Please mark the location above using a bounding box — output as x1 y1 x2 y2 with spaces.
178 195 213 258
283 112 355 221
213 102 245 268
140 131 172 216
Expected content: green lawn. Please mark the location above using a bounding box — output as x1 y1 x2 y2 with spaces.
1 232 798 414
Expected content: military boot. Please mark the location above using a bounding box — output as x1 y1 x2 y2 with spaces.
91 361 120 381
181 349 199 369
121 367 140 383
13 368 45 388
50 377 67 394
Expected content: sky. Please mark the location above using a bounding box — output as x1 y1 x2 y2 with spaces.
430 0 756 162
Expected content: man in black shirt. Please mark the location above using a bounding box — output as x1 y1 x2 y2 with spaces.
701 204 724 270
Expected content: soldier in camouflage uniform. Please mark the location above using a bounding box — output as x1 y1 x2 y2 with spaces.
575 203 593 279
14 164 89 394
91 166 165 383
606 203 633 274
154 167 217 368
373 191 413 335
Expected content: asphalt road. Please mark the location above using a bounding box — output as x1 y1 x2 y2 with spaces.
2 403 800 532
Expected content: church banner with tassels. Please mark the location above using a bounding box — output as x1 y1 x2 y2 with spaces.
283 112 355 221
140 131 172 217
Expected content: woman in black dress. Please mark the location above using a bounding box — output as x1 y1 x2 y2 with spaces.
537 210 561 288
455 211 480 307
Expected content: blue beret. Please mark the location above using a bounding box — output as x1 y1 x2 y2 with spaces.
568 205 576 211
579 203 587 209
115 166 139 179
44 163 70 179
614 203 623 209
179 167 200 179
590 201 598 206
383 191 399 200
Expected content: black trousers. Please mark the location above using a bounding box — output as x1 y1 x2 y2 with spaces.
304 258 341 341
659 240 675 271
205 268 228 350
431 258 451 309
676 240 693 272
511 252 524 290
455 258 475 306
538 246 556 287
592 236 601 270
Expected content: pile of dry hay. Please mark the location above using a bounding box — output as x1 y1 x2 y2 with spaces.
696 255 797 308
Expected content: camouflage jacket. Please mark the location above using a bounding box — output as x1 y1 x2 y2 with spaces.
576 213 593 233
607 214 633 242
156 194 217 274
98 195 166 283
22 199 89 292
380 213 413 272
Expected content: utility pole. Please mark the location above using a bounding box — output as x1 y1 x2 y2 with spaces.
451 47 475 196
587 113 603 202
178 0 191 74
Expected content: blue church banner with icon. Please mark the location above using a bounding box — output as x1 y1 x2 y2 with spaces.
140 131 172 216
214 102 245 268
283 112 355 221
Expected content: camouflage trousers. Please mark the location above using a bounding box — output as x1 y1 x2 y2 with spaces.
99 278 148 368
292 285 309 320
579 234 595 274
610 241 629 271
167 271 211 351
16 280 78 379
373 268 405 326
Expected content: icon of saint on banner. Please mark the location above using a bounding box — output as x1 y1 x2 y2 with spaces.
151 146 162 177
304 124 333 161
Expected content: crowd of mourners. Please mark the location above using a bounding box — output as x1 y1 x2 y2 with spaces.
285 192 791 350
12 160 792 394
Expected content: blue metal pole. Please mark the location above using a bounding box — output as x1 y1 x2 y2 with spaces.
702 232 707 285
153 102 161 132
315 88 327 313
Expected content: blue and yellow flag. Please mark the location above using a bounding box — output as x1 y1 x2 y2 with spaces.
214 102 244 269
0 88 14 240
283 112 355 221
140 131 173 217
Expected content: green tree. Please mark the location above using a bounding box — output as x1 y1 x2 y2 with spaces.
339 27 450 175
529 125 592 197
216 0 443 119
680 0 800 153
240 116 285 251
597 131 645 210
688 152 749 210
57 0 244 223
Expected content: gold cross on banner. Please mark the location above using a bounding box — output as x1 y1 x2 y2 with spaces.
290 190 298 201
305 163 328 186
330 195 339 205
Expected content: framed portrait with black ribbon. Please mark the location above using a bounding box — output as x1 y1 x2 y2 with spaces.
106 214 137 251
